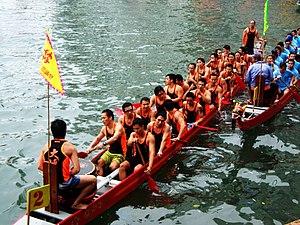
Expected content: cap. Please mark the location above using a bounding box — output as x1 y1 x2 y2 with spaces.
253 53 262 59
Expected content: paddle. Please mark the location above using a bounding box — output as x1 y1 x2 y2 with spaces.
114 106 123 116
196 125 218 131
277 75 300 103
135 143 159 193
78 151 88 159
79 146 104 159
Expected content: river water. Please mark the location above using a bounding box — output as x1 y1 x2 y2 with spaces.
1 0 300 224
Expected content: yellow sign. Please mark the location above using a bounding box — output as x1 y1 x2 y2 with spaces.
39 31 65 95
27 184 50 213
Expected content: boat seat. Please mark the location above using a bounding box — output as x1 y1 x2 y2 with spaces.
96 168 120 194
243 105 268 118
97 176 121 187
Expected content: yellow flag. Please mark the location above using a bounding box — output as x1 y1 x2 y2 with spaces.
39 31 65 95
27 184 50 213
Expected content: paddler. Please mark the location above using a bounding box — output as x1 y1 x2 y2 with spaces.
164 73 184 109
220 63 236 96
87 109 127 176
119 118 155 180
136 97 155 129
206 72 223 111
186 63 199 87
164 99 187 140
118 102 140 140
181 92 203 128
38 119 96 210
273 62 294 97
150 85 170 112
175 74 190 94
147 110 171 157
191 78 211 115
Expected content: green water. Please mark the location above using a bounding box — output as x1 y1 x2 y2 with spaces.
1 0 300 224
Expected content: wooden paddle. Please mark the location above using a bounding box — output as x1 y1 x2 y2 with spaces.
277 75 300 103
135 142 159 193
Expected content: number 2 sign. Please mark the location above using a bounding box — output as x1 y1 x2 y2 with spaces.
27 184 50 213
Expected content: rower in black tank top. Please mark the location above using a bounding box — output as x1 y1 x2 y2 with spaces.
184 104 197 123
122 114 135 140
209 85 218 104
105 124 123 155
136 132 149 164
127 132 150 167
140 112 150 130
150 122 164 153
155 96 165 112
167 86 180 109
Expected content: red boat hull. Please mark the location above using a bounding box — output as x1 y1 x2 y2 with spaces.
237 87 297 131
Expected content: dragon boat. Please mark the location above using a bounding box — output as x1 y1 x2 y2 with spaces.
14 85 240 225
232 83 300 131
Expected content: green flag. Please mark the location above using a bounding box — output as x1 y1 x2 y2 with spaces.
263 0 269 36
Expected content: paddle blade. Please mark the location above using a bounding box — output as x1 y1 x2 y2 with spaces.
132 103 141 110
196 125 218 131
114 106 123 116
235 74 246 91
148 176 159 193
78 152 88 159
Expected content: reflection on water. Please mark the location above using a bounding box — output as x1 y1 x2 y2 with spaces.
1 0 300 224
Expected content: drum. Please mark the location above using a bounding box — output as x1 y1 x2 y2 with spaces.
78 159 96 175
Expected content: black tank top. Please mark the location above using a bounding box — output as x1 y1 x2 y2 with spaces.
184 104 197 123
122 114 135 140
246 29 256 48
135 132 149 163
209 85 219 103
140 111 151 129
150 122 164 153
167 86 180 109
44 139 68 183
106 124 123 155
155 96 165 112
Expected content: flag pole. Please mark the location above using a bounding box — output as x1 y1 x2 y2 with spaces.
47 84 51 212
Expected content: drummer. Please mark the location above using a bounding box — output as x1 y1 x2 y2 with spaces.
38 119 96 210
